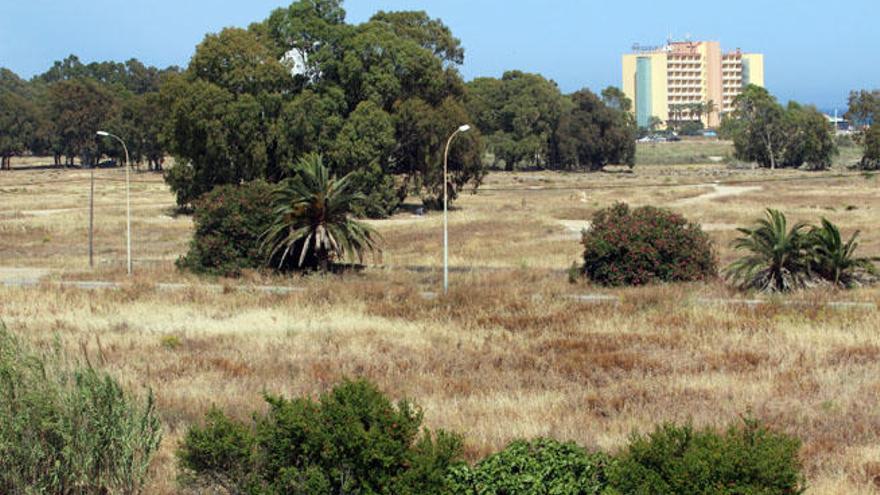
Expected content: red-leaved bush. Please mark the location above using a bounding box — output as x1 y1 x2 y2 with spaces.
581 203 717 286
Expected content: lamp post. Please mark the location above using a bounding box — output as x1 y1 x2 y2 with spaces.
442 124 471 294
96 131 132 275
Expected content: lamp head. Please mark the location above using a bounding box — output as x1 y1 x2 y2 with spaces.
96 131 109 137
458 124 471 133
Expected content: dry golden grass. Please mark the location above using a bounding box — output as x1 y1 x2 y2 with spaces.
1 152 879 493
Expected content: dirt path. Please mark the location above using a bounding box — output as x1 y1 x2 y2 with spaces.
674 183 762 206
0 267 50 285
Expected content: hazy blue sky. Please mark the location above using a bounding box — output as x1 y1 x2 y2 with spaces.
2 0 877 110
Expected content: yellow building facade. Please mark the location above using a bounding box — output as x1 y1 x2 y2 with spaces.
622 41 764 129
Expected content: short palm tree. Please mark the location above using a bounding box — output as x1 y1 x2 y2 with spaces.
809 218 877 288
725 209 813 292
262 154 380 271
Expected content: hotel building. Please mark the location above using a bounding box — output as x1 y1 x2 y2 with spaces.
622 41 764 128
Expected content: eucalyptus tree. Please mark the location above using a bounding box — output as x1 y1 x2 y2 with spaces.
164 1 484 214
466 71 566 170
861 124 880 169
370 10 464 65
47 78 117 166
729 86 836 170
847 89 880 169
553 89 636 171
0 77 37 169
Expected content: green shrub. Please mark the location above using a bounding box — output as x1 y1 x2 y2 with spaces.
164 162 198 209
448 438 610 495
581 202 717 286
177 180 275 276
160 334 182 350
606 418 804 495
0 323 162 494
178 379 463 494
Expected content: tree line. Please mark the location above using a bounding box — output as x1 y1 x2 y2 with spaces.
158 0 638 213
465 72 636 171
4 0 873 217
721 85 880 171
0 57 180 170
0 0 637 217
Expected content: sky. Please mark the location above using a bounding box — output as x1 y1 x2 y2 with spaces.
1 0 878 111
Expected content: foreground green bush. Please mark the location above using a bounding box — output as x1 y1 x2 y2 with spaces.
0 324 162 494
606 418 804 494
180 376 806 495
177 180 275 276
448 438 610 495
178 379 463 494
581 202 717 286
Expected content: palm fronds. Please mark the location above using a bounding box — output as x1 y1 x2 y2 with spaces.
725 209 813 292
809 218 878 288
261 153 380 271
726 210 878 292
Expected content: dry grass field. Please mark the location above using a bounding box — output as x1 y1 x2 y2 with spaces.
1 144 879 493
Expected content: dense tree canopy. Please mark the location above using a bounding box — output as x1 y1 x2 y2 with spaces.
161 0 484 215
780 102 837 170
2 0 644 214
727 85 836 170
0 71 39 169
47 78 117 166
161 76 273 206
0 55 178 169
467 71 567 170
254 0 348 69
466 74 634 172
554 89 637 170
36 54 178 95
600 86 632 113
370 10 465 65
188 28 290 96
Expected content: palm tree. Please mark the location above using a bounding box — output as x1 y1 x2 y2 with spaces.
725 209 813 292
809 218 878 288
262 154 380 272
703 100 717 126
689 102 703 124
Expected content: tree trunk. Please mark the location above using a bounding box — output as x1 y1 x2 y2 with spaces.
765 132 776 170
318 251 330 273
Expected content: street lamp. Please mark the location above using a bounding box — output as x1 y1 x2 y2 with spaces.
442 124 471 294
96 131 132 275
